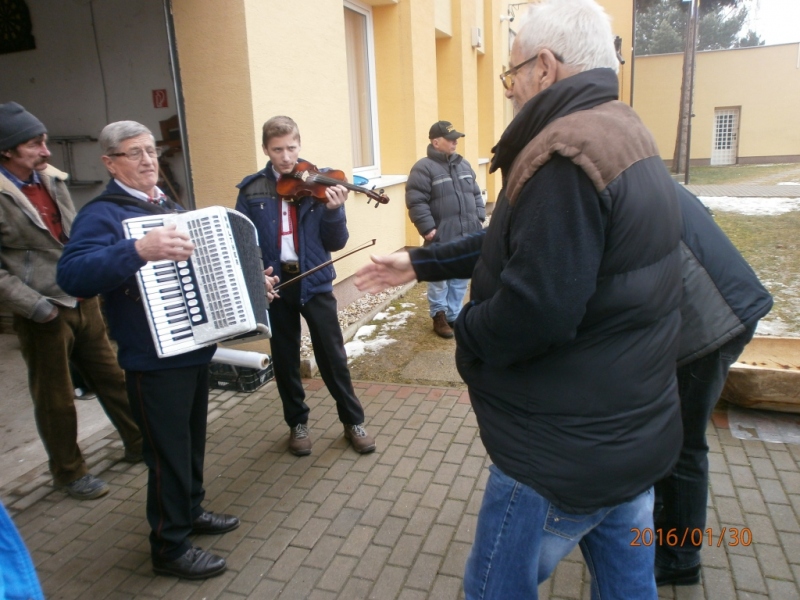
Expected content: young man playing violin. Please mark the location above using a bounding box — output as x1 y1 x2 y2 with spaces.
235 115 375 456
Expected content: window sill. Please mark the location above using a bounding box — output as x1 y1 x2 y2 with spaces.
360 174 408 189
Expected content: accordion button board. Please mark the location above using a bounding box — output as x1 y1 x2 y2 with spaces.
123 206 271 357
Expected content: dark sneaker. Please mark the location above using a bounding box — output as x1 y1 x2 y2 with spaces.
655 563 701 587
288 423 312 456
192 511 240 535
433 311 454 338
152 546 226 580
63 474 109 500
343 424 376 454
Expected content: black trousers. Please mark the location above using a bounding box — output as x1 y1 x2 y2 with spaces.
126 365 208 561
269 271 364 428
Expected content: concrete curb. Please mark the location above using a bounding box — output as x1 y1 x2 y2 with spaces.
299 280 418 377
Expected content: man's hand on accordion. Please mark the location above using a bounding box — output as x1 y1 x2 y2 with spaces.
264 266 280 302
134 223 195 262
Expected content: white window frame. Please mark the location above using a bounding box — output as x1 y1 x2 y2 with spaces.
344 0 381 179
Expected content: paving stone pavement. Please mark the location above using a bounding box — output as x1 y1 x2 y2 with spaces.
2 379 799 599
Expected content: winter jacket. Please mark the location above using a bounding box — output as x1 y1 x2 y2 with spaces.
406 146 485 245
0 165 77 322
235 162 349 306
451 68 683 513
676 184 772 366
0 501 44 600
57 180 216 371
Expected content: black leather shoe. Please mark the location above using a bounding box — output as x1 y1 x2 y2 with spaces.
192 511 240 535
655 563 701 586
152 546 226 580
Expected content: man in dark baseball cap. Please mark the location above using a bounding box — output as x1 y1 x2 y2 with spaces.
428 120 465 141
407 120 484 338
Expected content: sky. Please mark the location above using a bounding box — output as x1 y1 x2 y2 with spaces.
744 0 800 45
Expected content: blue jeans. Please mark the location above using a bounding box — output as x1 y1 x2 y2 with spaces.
464 465 657 600
427 278 468 322
654 325 755 570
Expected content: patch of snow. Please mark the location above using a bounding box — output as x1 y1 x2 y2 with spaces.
378 310 414 330
698 196 800 216
777 182 800 186
344 335 396 360
343 308 419 361
756 319 792 336
352 325 377 339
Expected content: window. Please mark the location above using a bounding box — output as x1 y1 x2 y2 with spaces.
344 1 380 178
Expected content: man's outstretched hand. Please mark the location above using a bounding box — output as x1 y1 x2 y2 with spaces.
354 252 415 293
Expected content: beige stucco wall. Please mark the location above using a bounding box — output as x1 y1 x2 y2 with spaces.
170 0 255 209
480 0 512 204
171 0 404 271
168 0 640 308
435 0 452 37
633 43 800 163
373 0 439 248
601 0 634 104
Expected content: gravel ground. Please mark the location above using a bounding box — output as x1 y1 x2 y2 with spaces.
299 286 402 358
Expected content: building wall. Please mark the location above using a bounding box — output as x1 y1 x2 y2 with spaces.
373 0 439 248
169 0 639 288
601 0 634 105
170 0 254 209
633 43 800 164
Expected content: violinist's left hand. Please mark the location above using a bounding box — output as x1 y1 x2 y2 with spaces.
324 184 349 209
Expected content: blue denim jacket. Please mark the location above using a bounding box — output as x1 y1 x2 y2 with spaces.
235 162 349 306
0 502 44 600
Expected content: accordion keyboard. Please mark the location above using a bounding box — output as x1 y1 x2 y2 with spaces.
123 206 270 357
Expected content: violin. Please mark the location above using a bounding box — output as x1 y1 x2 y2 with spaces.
276 161 390 208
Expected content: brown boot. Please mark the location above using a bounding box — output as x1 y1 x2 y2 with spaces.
433 311 454 338
343 424 376 454
288 423 312 456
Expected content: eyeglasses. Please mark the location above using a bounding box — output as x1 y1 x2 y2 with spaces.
107 146 163 161
500 54 538 90
499 51 564 91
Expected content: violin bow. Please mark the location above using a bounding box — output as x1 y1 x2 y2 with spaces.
273 239 377 292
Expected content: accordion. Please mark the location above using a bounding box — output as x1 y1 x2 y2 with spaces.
123 206 271 358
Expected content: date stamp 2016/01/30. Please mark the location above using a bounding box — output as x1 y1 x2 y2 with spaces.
630 528 752 547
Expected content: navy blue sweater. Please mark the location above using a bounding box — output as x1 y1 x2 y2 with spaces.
57 181 216 371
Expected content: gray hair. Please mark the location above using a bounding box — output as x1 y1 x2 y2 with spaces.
99 121 154 155
515 0 619 75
